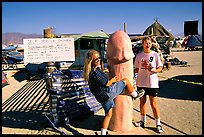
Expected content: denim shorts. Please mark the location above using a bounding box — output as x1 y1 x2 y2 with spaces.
102 80 126 114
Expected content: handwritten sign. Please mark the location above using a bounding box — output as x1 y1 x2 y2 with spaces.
23 38 75 63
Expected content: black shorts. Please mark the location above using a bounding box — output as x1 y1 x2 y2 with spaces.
137 87 159 97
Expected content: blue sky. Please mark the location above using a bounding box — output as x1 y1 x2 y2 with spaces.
2 2 202 36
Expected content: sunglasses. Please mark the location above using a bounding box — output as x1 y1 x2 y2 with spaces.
93 57 101 61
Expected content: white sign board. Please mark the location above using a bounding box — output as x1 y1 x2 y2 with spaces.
23 38 75 63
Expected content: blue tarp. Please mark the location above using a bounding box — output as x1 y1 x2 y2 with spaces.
186 35 202 47
2 45 16 51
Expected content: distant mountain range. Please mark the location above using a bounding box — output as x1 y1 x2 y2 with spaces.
2 32 43 45
2 32 202 46
174 33 184 37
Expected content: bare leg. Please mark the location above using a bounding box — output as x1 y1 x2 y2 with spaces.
101 108 113 129
149 96 160 119
140 95 147 116
121 78 135 95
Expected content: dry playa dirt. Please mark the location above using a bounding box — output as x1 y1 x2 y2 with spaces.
2 48 202 135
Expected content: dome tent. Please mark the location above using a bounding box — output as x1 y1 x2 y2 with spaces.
183 20 202 50
185 35 202 48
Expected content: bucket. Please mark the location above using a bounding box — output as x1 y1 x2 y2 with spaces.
166 62 171 70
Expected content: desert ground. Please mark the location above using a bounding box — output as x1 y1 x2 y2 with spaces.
2 48 202 135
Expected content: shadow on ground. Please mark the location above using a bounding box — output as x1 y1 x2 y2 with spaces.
12 68 28 82
71 114 103 131
159 75 202 101
4 74 201 134
12 67 45 82
2 79 49 130
2 79 102 135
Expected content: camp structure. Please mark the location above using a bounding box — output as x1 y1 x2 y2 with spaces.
129 34 147 42
184 20 199 36
143 19 175 41
60 30 110 67
183 20 202 50
183 35 202 50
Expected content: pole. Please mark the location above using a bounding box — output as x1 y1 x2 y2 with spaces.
124 23 126 33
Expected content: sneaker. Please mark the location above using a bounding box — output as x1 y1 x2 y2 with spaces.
133 89 145 100
133 121 145 128
156 125 164 133
95 131 109 135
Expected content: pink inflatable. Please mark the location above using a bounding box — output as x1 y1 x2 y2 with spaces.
106 30 135 132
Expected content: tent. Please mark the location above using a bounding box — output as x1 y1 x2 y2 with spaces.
185 35 202 48
143 19 175 41
183 20 202 49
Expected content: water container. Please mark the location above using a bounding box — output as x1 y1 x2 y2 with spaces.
133 73 138 89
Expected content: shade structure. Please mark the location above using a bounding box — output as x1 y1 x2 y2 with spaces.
79 30 110 40
143 20 175 41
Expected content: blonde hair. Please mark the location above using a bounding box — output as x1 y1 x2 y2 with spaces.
142 36 153 43
83 50 100 82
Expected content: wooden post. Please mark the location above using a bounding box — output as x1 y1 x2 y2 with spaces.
124 23 127 33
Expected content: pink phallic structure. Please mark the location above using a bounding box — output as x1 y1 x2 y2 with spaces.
106 30 135 132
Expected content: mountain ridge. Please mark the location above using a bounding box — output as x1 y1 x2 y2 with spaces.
2 32 202 46
2 32 43 45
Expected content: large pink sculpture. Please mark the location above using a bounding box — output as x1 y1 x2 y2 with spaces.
106 30 135 132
